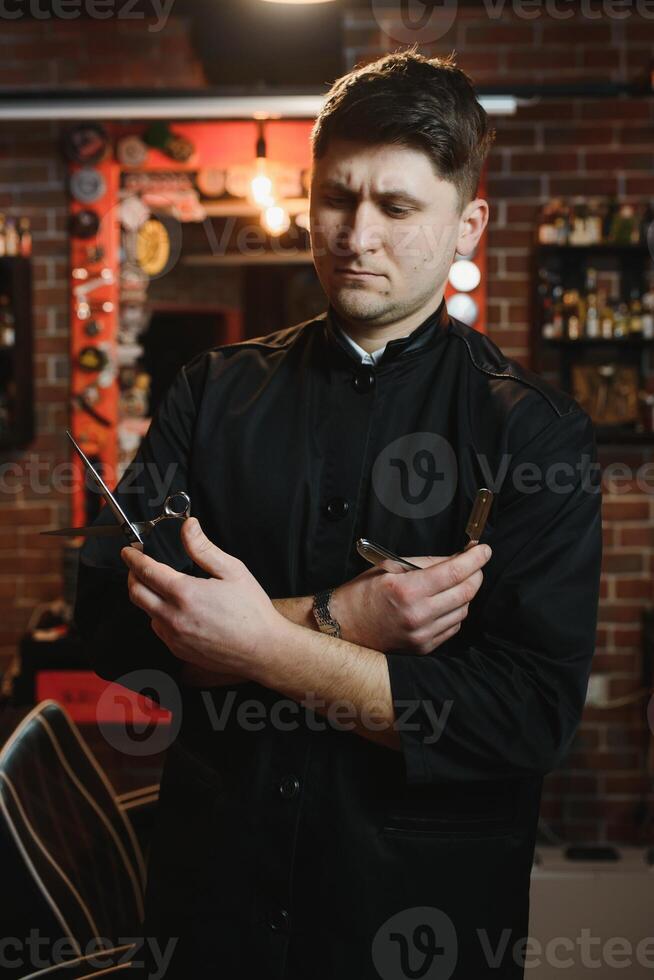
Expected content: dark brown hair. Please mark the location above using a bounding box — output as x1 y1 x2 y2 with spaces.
311 47 495 212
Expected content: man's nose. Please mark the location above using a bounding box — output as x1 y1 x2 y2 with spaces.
341 203 384 254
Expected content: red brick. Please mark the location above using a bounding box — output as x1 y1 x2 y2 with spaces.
614 628 643 648
598 604 645 624
620 527 654 547
513 151 578 172
605 773 650 795
550 176 619 197
465 24 535 45
584 150 654 171
602 553 644 573
486 176 542 198
580 99 651 120
543 126 614 147
615 578 653 600
602 501 650 521
541 23 612 46
626 176 654 194
592 653 638 673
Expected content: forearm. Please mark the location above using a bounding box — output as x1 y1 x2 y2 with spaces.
272 595 317 631
181 595 318 687
252 617 401 752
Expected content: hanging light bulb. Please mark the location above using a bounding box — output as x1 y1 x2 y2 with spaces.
259 1 335 4
251 161 275 208
249 120 275 208
261 204 291 237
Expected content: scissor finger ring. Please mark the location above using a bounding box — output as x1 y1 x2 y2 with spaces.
163 491 191 519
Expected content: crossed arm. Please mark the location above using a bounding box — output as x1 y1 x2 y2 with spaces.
121 518 491 752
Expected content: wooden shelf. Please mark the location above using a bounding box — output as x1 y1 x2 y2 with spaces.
595 428 654 445
182 252 313 266
536 243 651 254
544 337 654 348
531 236 653 433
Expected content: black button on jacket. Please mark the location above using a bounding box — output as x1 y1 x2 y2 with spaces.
74 297 602 979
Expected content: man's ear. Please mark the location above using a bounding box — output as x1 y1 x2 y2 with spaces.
456 198 489 256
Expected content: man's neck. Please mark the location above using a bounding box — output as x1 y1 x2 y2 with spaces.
332 293 445 355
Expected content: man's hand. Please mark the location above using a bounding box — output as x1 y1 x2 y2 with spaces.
330 543 492 655
121 517 283 680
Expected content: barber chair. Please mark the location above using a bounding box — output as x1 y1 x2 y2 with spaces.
0 700 159 977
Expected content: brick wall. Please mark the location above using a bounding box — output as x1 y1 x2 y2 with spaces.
1 6 654 844
0 16 206 666
346 4 654 845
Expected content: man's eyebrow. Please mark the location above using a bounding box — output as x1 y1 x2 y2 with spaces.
318 179 426 207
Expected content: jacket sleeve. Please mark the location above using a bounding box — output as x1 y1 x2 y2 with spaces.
72 359 203 711
383 406 603 784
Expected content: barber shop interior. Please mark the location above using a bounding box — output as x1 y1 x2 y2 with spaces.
1 0 654 977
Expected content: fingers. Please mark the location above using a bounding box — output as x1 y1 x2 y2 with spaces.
401 555 450 569
421 543 491 598
181 517 232 578
126 567 168 618
121 546 186 602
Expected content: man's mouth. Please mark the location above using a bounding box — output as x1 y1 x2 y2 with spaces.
335 268 381 278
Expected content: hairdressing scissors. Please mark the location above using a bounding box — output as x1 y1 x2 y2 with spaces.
40 430 191 546
356 488 494 573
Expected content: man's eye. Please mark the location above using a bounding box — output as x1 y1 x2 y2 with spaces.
385 205 410 217
324 196 350 207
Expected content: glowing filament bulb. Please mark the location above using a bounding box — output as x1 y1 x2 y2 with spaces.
250 158 275 207
262 205 290 237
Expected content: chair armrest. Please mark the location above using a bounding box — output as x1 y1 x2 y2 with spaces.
23 943 136 977
116 784 160 862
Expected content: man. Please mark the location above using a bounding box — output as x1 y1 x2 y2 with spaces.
74 51 602 979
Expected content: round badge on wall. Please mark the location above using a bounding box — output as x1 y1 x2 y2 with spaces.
63 123 109 165
116 135 148 168
70 167 107 205
84 320 103 338
69 209 100 240
196 167 226 199
136 218 171 277
77 345 109 373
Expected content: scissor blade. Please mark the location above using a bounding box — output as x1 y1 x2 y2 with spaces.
66 430 144 545
41 524 128 538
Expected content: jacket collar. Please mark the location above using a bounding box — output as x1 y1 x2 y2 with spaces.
323 296 450 366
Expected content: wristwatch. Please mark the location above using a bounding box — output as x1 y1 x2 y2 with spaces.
312 587 341 638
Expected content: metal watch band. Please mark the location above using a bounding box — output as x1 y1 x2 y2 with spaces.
312 587 341 638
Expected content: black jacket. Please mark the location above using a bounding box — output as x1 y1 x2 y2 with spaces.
74 297 602 979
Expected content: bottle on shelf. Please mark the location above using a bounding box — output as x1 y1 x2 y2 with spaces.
642 287 654 339
0 215 5 258
553 199 569 245
569 198 589 246
538 203 558 244
613 302 629 338
0 294 15 348
585 293 600 338
600 304 615 339
628 289 643 335
610 204 639 245
586 199 603 245
603 196 620 244
4 219 18 257
18 218 32 258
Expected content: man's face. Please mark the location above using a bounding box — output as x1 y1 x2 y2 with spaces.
309 139 470 328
